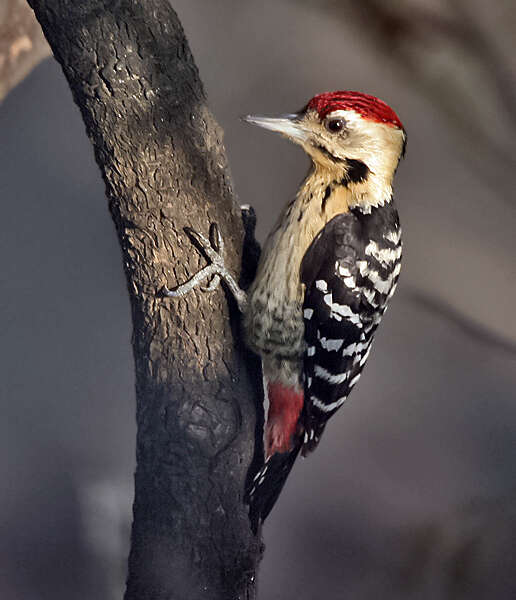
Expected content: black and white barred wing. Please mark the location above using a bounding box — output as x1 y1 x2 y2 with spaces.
300 212 376 454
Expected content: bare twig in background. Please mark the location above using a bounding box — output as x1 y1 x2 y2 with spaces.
306 0 516 200
0 0 50 102
405 288 516 357
25 1 263 598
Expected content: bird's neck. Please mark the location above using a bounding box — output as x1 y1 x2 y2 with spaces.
301 162 393 215
251 163 395 308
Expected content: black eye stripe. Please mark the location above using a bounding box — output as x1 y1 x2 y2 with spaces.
314 143 345 163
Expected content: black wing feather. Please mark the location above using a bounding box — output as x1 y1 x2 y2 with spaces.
300 212 376 454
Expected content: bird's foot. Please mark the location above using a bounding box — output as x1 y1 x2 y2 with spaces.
162 223 247 312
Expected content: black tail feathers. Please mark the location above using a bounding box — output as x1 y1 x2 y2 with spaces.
245 444 301 534
300 419 327 456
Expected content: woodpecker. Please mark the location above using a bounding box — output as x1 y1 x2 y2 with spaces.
164 91 406 531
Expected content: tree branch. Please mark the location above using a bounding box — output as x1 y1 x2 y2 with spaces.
406 288 516 357
25 1 263 598
0 0 50 102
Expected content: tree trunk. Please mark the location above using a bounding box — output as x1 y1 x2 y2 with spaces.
26 1 263 598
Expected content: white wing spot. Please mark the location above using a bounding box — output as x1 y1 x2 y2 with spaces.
342 341 367 356
349 373 361 388
388 281 398 299
322 291 361 326
385 229 401 244
332 303 362 325
312 395 348 412
314 365 349 384
357 260 369 276
359 345 372 366
366 262 401 295
320 337 344 352
365 240 402 266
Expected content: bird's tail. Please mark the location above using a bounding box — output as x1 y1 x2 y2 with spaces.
300 417 327 456
245 379 305 532
245 442 302 534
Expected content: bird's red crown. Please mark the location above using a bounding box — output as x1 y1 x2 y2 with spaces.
306 91 404 130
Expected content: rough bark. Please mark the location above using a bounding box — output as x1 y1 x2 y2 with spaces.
0 0 50 102
25 1 263 599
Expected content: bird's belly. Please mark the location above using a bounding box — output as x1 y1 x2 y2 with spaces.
242 183 340 362
243 282 305 360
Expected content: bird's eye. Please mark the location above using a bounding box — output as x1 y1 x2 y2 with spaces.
325 118 345 133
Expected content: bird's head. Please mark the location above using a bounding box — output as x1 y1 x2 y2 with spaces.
245 91 406 198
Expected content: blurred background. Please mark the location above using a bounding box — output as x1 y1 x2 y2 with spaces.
1 0 515 598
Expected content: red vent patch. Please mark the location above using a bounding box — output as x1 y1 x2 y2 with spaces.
266 383 304 457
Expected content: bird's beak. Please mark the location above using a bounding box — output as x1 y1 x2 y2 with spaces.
243 113 308 143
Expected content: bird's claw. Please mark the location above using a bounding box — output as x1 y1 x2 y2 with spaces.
162 223 247 312
201 274 221 293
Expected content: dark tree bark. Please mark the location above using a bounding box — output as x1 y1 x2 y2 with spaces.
26 1 263 598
